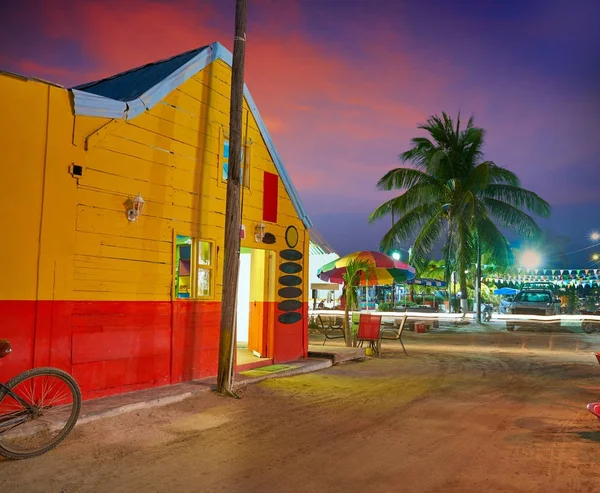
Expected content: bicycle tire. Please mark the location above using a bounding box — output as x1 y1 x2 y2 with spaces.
0 367 81 460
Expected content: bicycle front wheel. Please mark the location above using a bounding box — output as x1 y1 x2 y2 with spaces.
0 367 81 460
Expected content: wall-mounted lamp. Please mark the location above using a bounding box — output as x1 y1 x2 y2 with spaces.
127 193 145 222
255 222 266 242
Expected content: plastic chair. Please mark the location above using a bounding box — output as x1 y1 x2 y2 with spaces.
379 315 408 355
357 313 382 356
316 315 345 345
587 402 600 419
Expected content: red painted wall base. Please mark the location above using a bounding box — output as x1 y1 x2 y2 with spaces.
0 300 307 400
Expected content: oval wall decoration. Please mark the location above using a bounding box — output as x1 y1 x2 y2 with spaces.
278 312 303 325
279 275 302 287
279 262 302 274
279 287 302 299
285 225 299 249
280 249 303 261
262 232 276 244
278 299 302 312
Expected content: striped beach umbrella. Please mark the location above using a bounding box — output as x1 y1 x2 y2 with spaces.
317 250 416 286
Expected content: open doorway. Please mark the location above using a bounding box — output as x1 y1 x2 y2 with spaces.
236 248 275 369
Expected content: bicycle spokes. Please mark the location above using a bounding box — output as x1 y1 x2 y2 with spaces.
0 372 78 455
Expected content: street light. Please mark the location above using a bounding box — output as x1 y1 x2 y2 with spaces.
593 253 600 261
591 231 600 242
391 251 401 261
520 250 542 270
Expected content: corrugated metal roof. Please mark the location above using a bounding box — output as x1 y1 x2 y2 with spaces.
70 42 312 229
309 229 337 255
73 46 208 101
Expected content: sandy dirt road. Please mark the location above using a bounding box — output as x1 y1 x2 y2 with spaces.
2 330 600 493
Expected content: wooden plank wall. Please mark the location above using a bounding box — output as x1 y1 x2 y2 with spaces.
65 59 308 392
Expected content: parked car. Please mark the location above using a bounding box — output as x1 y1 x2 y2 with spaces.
505 288 561 331
581 308 600 334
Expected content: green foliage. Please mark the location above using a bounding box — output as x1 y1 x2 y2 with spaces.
566 289 581 315
377 302 394 312
342 259 376 311
342 258 376 346
370 112 551 297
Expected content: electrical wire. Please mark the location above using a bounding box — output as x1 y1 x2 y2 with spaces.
547 241 600 260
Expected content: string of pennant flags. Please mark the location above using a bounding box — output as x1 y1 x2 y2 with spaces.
482 268 600 289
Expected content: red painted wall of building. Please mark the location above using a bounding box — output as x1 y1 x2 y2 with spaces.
0 299 307 400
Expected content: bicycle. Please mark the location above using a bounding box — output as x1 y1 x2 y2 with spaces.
0 339 81 460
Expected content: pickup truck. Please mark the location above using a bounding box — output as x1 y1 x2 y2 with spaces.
505 289 561 331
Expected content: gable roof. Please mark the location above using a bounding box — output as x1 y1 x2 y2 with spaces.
71 42 312 229
309 229 338 256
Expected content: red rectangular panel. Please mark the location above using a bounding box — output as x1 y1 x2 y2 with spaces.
263 172 278 223
72 328 171 364
72 355 170 391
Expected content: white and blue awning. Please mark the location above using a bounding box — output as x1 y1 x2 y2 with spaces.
407 278 447 287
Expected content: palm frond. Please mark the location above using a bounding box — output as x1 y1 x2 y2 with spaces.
410 211 445 266
480 184 551 217
476 217 512 267
378 204 434 252
375 167 434 191
464 162 490 193
342 259 376 310
485 164 520 186
454 218 475 279
369 182 446 223
482 198 543 238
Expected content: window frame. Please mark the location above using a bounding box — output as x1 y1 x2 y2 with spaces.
194 239 215 299
220 129 251 188
173 234 216 300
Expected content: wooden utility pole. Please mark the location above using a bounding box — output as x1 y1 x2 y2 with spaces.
216 0 248 395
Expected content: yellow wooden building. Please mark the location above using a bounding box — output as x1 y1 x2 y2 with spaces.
0 42 312 399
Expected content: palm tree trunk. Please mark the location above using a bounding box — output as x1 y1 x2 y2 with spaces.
343 284 352 347
459 267 469 313
476 237 482 323
343 304 352 347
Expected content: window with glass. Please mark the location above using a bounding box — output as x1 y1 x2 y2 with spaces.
175 235 214 299
196 240 213 297
222 139 249 187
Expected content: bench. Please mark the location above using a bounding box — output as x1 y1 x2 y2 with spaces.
316 315 346 345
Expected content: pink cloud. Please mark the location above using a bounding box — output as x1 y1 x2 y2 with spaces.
11 0 593 217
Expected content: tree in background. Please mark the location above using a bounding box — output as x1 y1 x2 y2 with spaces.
370 112 551 313
341 258 375 347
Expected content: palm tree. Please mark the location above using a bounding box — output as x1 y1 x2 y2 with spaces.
370 112 551 314
341 258 376 347
416 259 445 280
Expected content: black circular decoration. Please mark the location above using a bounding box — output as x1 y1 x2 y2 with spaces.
278 311 302 324
279 275 302 287
262 232 276 244
278 299 302 312
279 287 302 299
279 262 302 274
280 249 303 261
285 225 299 249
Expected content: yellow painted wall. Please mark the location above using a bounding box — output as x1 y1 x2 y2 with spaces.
0 59 309 304
0 74 91 301
0 74 47 300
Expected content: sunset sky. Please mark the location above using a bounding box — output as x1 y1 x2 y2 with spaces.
1 0 599 267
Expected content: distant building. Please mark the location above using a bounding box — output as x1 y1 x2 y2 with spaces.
309 229 341 308
0 43 312 399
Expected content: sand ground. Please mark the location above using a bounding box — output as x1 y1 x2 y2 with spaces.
2 330 600 493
